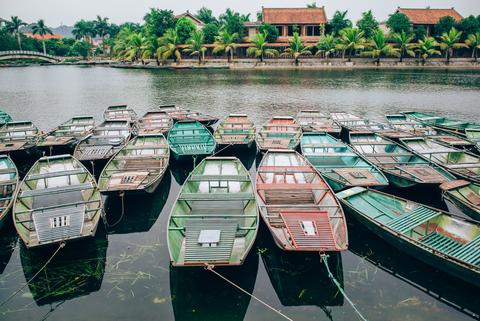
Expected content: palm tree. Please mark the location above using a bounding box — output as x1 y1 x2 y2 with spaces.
183 30 207 65
72 20 96 45
213 30 238 63
141 35 160 65
315 34 337 60
415 37 441 65
246 32 278 63
32 19 53 55
4 16 27 50
438 27 466 63
113 27 133 60
465 32 480 61
95 16 110 53
363 29 398 65
336 27 366 62
392 31 415 62
281 32 312 65
157 28 182 63
124 33 144 63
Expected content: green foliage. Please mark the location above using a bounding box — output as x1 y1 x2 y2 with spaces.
435 16 457 36
392 31 415 62
219 9 247 40
386 12 411 33
183 30 206 64
328 11 352 36
458 16 480 40
336 27 366 61
258 24 279 42
157 28 182 62
32 19 53 54
196 7 217 24
465 32 480 60
438 27 466 62
0 28 18 50
94 15 110 41
45 38 75 56
4 16 27 49
176 17 197 44
356 10 379 38
306 2 317 8
363 29 398 63
412 26 426 41
246 32 279 62
202 23 219 44
213 29 238 62
70 40 92 59
316 34 337 59
143 9 176 37
72 19 96 42
415 36 441 64
281 32 312 65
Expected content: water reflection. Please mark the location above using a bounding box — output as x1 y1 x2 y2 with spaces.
0 224 17 275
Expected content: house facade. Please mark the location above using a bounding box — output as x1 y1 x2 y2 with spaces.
175 11 205 30
396 7 463 36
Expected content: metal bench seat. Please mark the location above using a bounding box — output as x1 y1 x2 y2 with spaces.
189 174 251 182
179 192 255 201
449 235 480 265
21 182 93 197
387 206 440 234
26 168 85 181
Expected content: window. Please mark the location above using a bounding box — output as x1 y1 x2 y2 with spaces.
306 25 321 37
275 26 283 36
287 26 300 36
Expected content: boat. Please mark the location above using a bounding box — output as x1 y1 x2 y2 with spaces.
349 133 454 188
37 116 95 155
0 155 18 229
214 114 255 148
255 150 348 252
74 120 131 163
0 110 12 126
167 157 258 266
137 111 172 135
440 180 480 221
103 105 137 123
465 128 480 152
98 134 169 194
167 121 216 162
297 110 341 135
0 121 40 155
13 154 103 248
301 132 388 191
401 137 480 184
337 187 480 287
158 105 218 126
256 116 302 152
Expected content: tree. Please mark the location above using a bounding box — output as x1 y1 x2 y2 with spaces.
258 24 279 42
95 16 110 44
329 11 352 36
435 16 457 37
219 9 247 39
176 17 197 44
356 10 379 38
124 33 144 62
141 35 160 64
70 40 92 59
72 20 96 44
281 32 312 65
438 27 466 62
4 16 27 50
316 34 337 60
196 7 217 24
386 12 411 33
157 28 181 63
246 32 278 62
32 19 53 54
392 31 415 62
213 30 238 62
183 30 206 64
112 27 134 59
306 2 317 8
203 23 219 44
458 16 480 40
412 25 427 41
415 37 441 65
363 29 398 64
336 27 366 61
143 9 176 37
465 32 480 61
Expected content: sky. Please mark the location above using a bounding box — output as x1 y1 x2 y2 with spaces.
2 0 479 27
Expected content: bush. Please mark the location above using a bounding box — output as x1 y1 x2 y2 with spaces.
69 40 92 59
258 24 279 42
203 23 219 44
176 17 197 44
387 12 411 33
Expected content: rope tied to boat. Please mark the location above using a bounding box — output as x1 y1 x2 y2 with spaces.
204 263 294 321
320 253 369 321
212 143 234 156
0 241 66 308
90 160 95 177
106 191 125 228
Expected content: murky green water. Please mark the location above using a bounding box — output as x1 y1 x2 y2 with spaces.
0 66 479 321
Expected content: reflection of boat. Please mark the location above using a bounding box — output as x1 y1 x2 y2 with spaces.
169 250 258 321
0 227 17 275
20 230 107 306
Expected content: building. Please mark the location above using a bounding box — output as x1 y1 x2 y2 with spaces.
396 7 463 36
24 33 64 40
175 11 205 30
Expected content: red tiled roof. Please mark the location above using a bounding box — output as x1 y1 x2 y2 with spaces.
262 7 327 24
24 33 63 40
397 8 463 25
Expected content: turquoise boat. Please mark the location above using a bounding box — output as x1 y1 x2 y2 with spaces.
0 155 18 229
0 111 12 126
401 111 480 136
440 180 480 221
349 133 454 188
301 132 388 191
167 121 216 162
337 187 480 287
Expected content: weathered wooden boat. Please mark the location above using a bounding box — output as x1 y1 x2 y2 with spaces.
0 121 40 155
465 129 480 152
137 111 173 135
330 112 364 124
158 105 218 126
74 120 131 163
350 133 454 188
256 116 302 152
0 155 19 229
103 105 137 123
297 110 341 135
301 132 388 191
37 116 95 155
256 150 348 252
401 137 480 184
401 111 480 136
98 134 169 194
168 157 258 266
0 110 12 126
440 180 480 221
13 154 103 248
337 187 480 287
214 114 255 148
167 121 216 162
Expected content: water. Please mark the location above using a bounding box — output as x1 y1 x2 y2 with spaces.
0 66 479 321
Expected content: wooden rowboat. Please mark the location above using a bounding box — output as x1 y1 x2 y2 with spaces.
256 117 302 152
167 121 216 162
158 105 218 127
0 111 12 126
440 180 480 221
256 150 348 252
401 111 480 136
214 114 255 148
0 155 18 229
103 105 137 123
0 121 40 155
98 134 169 194
138 111 173 135
168 157 258 266
337 187 480 287
301 132 388 191
350 133 454 188
297 110 341 135
13 154 103 248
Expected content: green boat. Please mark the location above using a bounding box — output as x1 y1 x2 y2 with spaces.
401 137 480 184
465 128 480 152
0 121 40 155
167 121 216 162
440 180 480 221
214 114 255 148
401 111 480 136
297 110 341 135
256 116 302 152
98 134 170 194
167 157 258 267
337 187 480 287
103 105 137 124
301 132 388 191
0 155 18 229
0 111 12 126
349 133 454 188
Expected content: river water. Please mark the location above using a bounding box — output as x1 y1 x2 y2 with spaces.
0 66 479 321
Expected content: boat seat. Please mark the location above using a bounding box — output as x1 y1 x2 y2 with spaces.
421 232 463 255
449 235 480 265
32 204 85 243
189 175 251 182
26 169 85 181
179 192 254 201
21 183 93 197
305 152 357 157
387 206 440 234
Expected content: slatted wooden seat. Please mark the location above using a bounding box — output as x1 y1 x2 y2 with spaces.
189 174 251 182
22 183 93 197
421 232 463 255
333 168 379 185
179 192 255 201
449 235 480 265
32 205 85 243
387 206 440 234
397 165 448 183
26 169 85 180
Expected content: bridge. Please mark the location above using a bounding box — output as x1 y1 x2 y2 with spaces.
0 50 62 63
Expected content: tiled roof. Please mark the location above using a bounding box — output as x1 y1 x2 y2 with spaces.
175 11 205 26
262 7 327 24
397 8 463 25
24 33 64 40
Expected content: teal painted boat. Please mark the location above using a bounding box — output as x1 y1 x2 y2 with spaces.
256 116 302 152
167 157 258 267
401 111 480 136
167 121 216 161
0 111 12 126
440 180 480 221
337 187 480 287
301 132 388 191
349 133 454 188
0 155 18 229
214 114 255 148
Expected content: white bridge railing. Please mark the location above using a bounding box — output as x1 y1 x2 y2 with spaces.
0 50 61 60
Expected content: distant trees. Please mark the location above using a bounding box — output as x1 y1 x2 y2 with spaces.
4 16 27 49
196 7 217 24
258 24 279 43
438 27 466 62
386 12 410 33
183 30 206 64
176 17 197 44
465 32 480 61
213 30 238 62
329 11 352 36
247 32 279 62
281 32 312 65
336 28 366 61
143 9 176 37
32 19 53 54
356 10 379 38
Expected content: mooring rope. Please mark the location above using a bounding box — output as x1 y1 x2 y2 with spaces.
106 191 125 228
90 160 95 177
205 264 293 321
320 253 369 321
0 242 66 308
212 143 234 156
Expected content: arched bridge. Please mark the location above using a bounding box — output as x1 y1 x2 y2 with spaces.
0 51 62 63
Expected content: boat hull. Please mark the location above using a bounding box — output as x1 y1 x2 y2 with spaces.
442 193 480 221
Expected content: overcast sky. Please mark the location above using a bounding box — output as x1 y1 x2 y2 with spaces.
2 0 479 27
